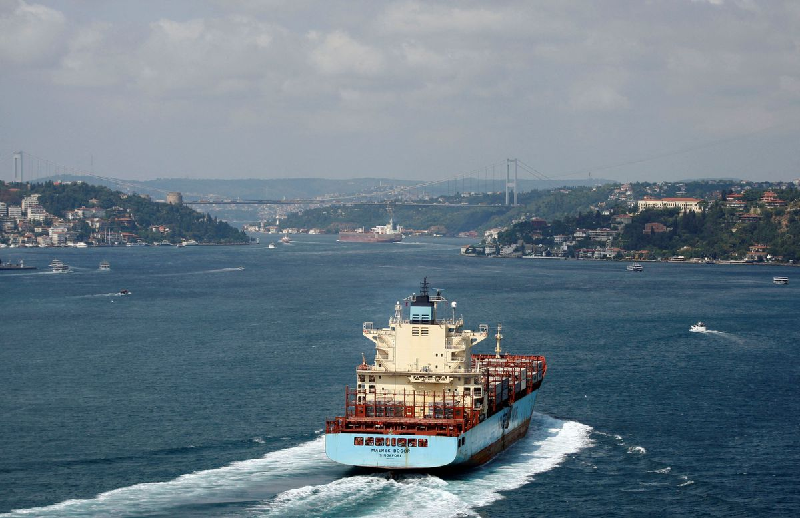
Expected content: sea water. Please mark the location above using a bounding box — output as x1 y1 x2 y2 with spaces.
0 236 798 517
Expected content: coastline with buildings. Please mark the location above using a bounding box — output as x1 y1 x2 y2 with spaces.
461 182 800 264
0 182 247 248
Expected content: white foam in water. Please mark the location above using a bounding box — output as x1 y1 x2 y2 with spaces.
4 414 592 518
1 437 334 517
250 413 593 518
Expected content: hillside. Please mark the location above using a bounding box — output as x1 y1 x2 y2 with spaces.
0 181 248 245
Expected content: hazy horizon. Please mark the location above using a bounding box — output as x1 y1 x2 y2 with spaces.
2 1 799 183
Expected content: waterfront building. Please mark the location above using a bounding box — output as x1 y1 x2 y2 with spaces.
587 228 619 242
49 228 67 246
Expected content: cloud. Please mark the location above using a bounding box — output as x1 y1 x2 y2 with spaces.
309 30 384 76
377 1 505 35
569 83 629 112
3 0 800 181
53 22 126 87
0 0 66 65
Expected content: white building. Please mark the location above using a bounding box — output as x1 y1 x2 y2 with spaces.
637 197 702 213
21 194 41 211
49 226 69 246
27 206 47 222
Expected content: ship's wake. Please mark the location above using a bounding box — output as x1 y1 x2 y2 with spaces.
2 414 591 518
251 413 592 517
695 329 745 344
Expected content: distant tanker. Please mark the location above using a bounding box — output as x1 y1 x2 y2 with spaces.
338 218 403 243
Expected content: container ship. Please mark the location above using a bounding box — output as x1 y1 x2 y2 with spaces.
338 218 403 243
325 279 546 469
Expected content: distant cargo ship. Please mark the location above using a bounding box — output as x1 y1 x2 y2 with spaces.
338 218 403 243
0 258 36 271
325 278 547 469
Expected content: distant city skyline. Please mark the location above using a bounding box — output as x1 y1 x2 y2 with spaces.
2 0 799 183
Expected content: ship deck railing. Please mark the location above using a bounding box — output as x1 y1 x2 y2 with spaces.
326 354 546 437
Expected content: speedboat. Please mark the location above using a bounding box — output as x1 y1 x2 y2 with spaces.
626 263 643 271
118 289 131 296
268 242 276 249
773 276 789 285
690 322 706 333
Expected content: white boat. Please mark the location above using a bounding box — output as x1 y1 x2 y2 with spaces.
773 276 789 285
280 233 291 244
626 263 643 272
268 242 276 249
690 321 706 333
99 260 110 271
50 259 69 273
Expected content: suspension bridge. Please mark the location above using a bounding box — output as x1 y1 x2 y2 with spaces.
4 151 558 207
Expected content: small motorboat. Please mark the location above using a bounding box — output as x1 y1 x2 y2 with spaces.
118 289 131 296
626 263 643 272
773 276 789 285
99 260 110 270
268 242 276 249
690 321 706 333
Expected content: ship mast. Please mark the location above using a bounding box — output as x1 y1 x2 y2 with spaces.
495 324 503 358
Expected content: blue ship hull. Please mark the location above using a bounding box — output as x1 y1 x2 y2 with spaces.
325 390 538 469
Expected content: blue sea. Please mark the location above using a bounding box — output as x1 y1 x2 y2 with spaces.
1 236 798 517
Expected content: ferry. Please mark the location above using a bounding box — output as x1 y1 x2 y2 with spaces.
50 259 69 273
626 263 643 272
773 276 789 285
99 260 110 271
325 279 547 469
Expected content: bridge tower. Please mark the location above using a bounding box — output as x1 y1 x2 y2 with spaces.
506 158 518 206
13 151 23 182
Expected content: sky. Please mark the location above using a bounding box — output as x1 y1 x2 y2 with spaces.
1 0 799 183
